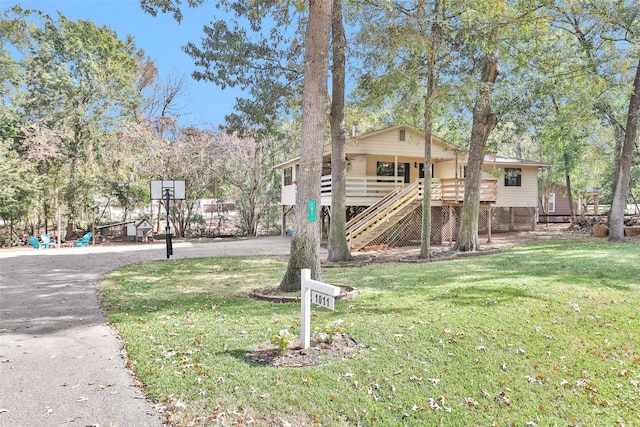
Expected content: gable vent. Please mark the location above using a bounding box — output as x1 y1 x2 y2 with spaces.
399 129 406 141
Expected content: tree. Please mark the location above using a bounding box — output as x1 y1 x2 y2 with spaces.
610 57 640 241
454 1 554 251
454 49 499 251
278 0 333 291
327 0 352 263
3 7 141 238
547 0 639 239
209 132 288 236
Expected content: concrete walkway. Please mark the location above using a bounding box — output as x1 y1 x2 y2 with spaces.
0 237 293 427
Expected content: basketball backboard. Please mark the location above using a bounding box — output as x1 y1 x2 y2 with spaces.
150 180 186 200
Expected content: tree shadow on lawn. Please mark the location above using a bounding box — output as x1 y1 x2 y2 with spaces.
429 284 544 307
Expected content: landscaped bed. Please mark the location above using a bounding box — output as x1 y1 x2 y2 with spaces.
99 237 640 426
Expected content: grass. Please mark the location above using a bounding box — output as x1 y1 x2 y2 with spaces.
99 237 640 426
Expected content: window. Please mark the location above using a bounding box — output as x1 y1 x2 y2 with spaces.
377 162 410 183
547 193 556 213
504 168 522 187
284 167 293 186
418 163 434 179
377 162 394 177
461 166 468 178
399 129 406 141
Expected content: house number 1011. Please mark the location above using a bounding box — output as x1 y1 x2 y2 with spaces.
311 290 335 310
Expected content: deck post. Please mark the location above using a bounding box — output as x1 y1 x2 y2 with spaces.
449 205 453 245
487 205 492 243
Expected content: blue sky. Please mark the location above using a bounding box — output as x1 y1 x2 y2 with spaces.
5 0 242 128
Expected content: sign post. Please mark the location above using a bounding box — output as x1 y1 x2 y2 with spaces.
300 269 340 349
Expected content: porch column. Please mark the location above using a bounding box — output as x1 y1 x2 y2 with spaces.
394 156 398 180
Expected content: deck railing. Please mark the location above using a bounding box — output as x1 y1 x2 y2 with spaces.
321 175 405 197
318 175 497 204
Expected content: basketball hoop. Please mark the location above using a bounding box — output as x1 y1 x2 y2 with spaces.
150 180 186 258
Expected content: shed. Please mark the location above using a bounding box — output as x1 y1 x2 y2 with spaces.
127 219 154 242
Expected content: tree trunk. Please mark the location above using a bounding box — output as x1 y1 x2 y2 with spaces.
454 49 499 252
328 0 352 263
419 0 441 259
420 107 433 259
597 104 626 200
279 0 332 291
609 57 640 241
563 151 576 223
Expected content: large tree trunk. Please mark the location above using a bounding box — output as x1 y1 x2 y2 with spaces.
328 0 352 263
420 98 433 259
609 57 640 241
278 0 332 291
454 50 499 252
419 0 441 259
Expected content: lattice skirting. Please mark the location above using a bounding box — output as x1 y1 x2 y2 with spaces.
283 205 536 248
369 206 537 248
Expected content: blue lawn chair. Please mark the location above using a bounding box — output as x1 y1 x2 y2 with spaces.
29 236 44 249
73 232 92 247
40 233 56 248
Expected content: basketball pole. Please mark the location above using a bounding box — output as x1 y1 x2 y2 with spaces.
165 188 173 259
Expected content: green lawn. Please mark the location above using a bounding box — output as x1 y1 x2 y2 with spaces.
99 237 640 426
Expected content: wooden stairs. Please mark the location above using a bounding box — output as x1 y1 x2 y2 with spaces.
345 181 421 252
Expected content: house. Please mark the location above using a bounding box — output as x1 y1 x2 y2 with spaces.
538 185 577 223
538 186 605 222
275 124 548 251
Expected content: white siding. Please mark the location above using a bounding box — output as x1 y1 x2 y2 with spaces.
435 161 458 179
346 127 457 161
281 185 296 206
493 166 539 207
347 156 367 176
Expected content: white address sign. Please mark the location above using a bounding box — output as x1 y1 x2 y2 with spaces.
311 290 335 310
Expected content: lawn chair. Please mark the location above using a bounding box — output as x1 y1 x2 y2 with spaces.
40 233 56 248
73 232 92 247
29 236 44 249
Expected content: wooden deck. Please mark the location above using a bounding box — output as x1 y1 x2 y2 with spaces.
313 176 498 207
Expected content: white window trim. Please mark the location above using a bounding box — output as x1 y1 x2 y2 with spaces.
548 192 556 213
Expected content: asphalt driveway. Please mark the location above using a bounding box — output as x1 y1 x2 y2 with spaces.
0 237 293 427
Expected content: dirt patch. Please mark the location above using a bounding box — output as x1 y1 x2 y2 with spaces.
352 223 596 263
249 334 357 367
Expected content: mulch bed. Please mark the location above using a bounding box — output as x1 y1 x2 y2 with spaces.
249 284 358 303
249 334 358 367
